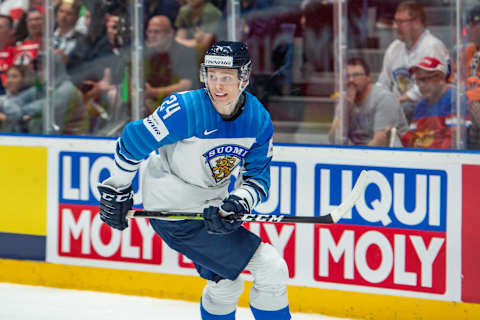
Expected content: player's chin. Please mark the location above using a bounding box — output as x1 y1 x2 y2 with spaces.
214 100 236 115
215 101 234 111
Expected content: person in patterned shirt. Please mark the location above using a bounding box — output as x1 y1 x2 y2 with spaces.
402 56 469 149
377 1 449 121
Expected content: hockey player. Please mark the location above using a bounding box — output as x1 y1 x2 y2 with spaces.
97 41 291 319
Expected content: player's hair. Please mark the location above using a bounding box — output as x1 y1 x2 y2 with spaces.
0 14 13 29
396 1 426 25
347 57 370 76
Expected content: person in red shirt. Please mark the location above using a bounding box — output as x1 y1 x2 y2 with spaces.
13 6 43 68
0 14 15 92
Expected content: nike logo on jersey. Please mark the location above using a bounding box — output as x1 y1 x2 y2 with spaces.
204 129 218 135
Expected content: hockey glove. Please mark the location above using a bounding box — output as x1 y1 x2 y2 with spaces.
202 195 249 235
219 194 250 219
97 184 134 231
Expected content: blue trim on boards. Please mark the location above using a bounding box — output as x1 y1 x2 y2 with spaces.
273 142 480 154
1 133 479 154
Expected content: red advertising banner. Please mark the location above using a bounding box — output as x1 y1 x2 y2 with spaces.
462 164 480 303
314 224 446 293
58 204 163 265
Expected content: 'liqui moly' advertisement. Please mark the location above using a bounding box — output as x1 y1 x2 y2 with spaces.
313 165 446 294
46 144 462 301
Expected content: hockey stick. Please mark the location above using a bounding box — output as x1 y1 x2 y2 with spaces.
126 170 369 224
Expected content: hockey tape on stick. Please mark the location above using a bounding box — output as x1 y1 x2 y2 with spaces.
328 169 368 223
126 170 369 224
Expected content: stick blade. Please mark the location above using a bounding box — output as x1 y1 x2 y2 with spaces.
329 170 369 223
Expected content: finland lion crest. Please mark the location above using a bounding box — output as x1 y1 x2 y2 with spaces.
203 144 248 183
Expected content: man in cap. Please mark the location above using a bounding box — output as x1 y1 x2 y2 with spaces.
377 1 449 121
402 56 469 149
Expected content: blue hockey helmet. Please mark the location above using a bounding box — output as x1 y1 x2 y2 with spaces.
200 41 252 83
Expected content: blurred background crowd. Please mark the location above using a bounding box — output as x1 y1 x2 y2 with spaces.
0 0 478 151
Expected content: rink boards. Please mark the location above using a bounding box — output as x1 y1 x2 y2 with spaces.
1 134 480 319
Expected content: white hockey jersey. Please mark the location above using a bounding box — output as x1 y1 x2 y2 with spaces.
113 89 274 213
377 30 450 102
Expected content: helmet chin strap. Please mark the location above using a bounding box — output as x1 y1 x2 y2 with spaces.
206 77 249 118
217 92 246 121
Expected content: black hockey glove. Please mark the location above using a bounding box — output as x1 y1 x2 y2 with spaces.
97 184 133 231
220 195 250 219
202 195 249 235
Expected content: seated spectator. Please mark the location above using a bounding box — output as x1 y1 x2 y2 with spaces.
0 64 34 132
377 1 449 121
329 57 408 146
144 15 198 114
21 53 89 135
0 14 15 94
13 5 44 67
175 0 222 64
53 0 83 63
68 13 130 135
13 0 43 43
402 56 469 149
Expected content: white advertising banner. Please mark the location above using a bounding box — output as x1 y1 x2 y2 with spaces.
41 139 463 302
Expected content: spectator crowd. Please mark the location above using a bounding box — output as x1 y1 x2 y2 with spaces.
0 0 477 151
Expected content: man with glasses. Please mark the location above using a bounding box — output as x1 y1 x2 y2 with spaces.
329 57 408 146
377 1 449 121
401 56 468 149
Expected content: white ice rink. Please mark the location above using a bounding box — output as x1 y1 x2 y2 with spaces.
0 282 353 320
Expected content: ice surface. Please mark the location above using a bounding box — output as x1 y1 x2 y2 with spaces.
0 282 355 320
